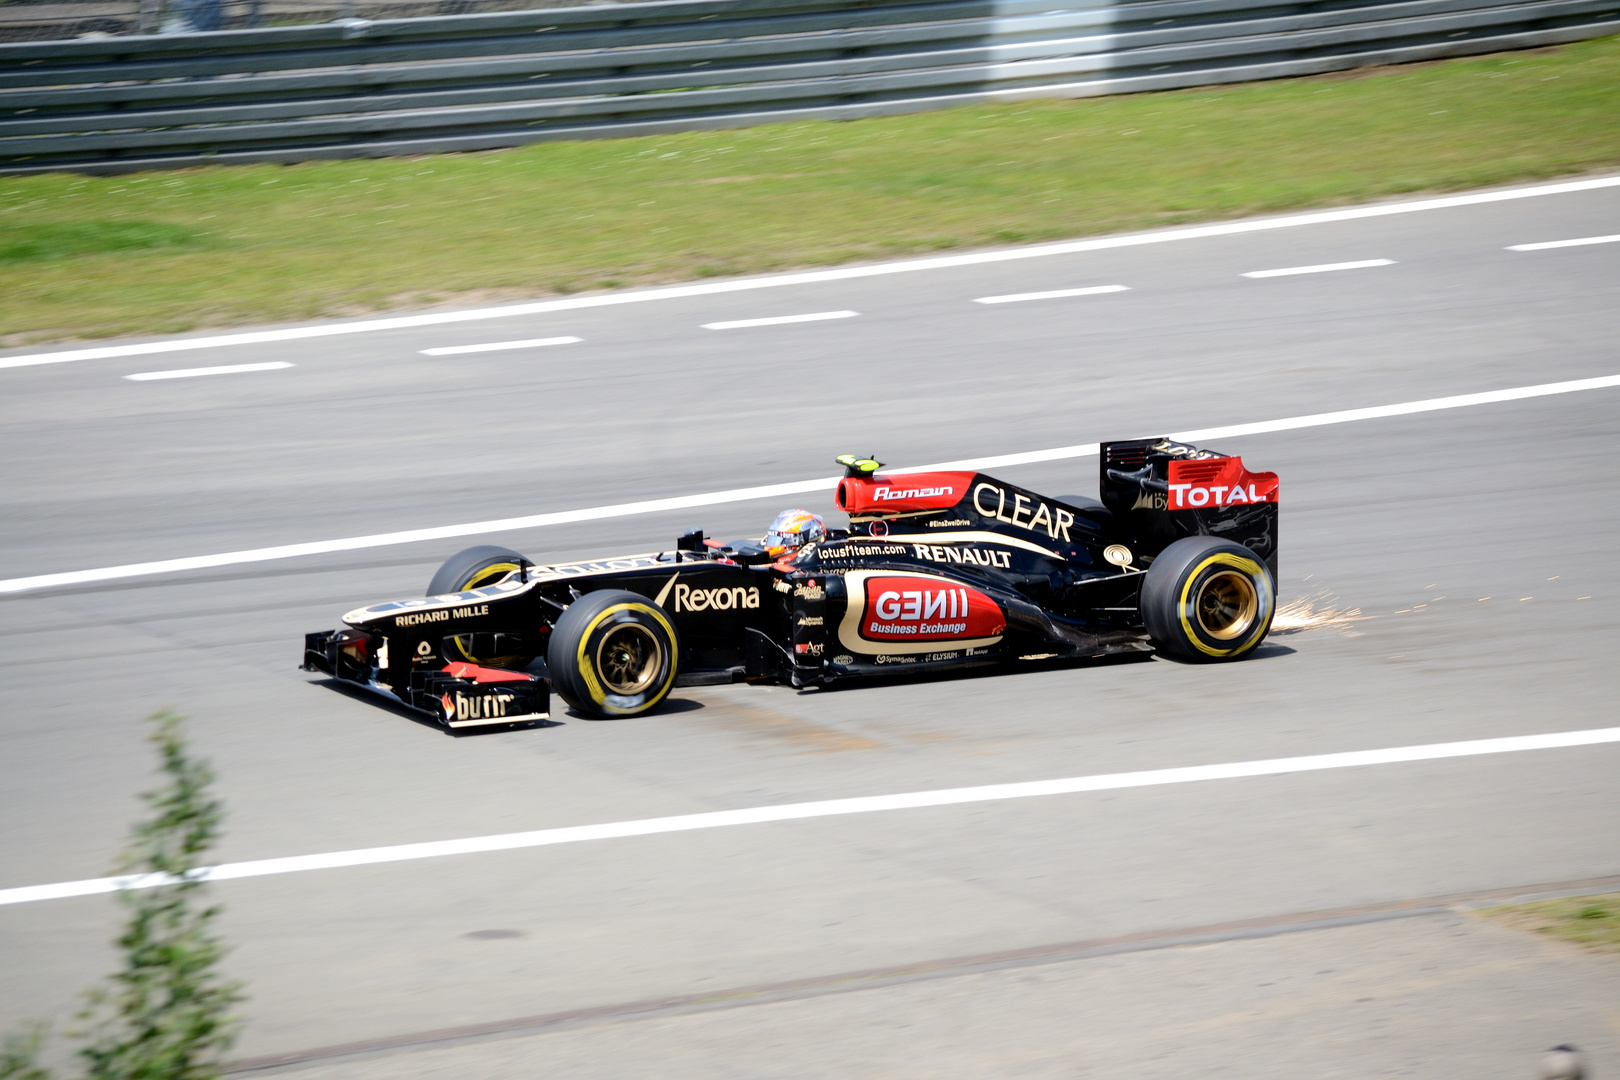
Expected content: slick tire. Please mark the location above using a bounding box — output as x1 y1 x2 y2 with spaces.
547 590 679 719
428 544 531 596
428 544 533 669
1140 536 1274 662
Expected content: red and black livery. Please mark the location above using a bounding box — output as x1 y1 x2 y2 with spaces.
302 438 1280 729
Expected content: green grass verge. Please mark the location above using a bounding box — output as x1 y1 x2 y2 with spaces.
1481 893 1620 955
2 36 1618 343
0 220 212 263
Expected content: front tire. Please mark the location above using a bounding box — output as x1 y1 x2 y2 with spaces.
1141 536 1274 661
428 544 530 596
546 590 679 719
428 544 534 669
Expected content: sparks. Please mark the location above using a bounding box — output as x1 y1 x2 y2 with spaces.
1271 590 1374 634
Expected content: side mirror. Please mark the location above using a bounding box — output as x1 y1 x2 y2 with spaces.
677 529 705 553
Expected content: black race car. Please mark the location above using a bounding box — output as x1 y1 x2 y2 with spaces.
302 438 1279 730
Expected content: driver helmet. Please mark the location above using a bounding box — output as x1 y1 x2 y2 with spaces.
763 509 826 556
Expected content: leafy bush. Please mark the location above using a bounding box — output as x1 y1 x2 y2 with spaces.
1 712 243 1080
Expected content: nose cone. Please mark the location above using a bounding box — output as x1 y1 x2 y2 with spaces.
1537 1045 1585 1080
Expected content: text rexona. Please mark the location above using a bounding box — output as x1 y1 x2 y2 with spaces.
674 584 760 613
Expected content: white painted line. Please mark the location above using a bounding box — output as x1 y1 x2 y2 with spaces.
974 285 1130 304
3 371 1619 595
3 725 1615 908
702 310 858 330
419 336 581 356
878 371 1620 473
1242 259 1395 279
123 361 294 382
2 175 1616 372
1507 234 1620 251
0 475 842 595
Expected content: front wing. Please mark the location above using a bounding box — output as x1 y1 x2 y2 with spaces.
303 629 549 729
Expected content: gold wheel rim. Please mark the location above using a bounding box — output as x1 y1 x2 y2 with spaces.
457 563 520 593
450 562 522 665
595 623 662 696
1196 570 1259 641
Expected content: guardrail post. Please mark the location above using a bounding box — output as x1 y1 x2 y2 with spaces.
177 0 225 31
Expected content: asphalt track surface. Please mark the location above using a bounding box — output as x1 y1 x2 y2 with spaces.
2 177 1618 1076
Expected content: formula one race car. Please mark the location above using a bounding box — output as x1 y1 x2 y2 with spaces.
302 438 1278 730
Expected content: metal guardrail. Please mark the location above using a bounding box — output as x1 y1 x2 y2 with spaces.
0 0 601 43
1 0 1616 174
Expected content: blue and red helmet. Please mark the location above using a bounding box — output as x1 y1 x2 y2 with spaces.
763 508 826 556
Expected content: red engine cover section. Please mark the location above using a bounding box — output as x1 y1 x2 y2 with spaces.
859 575 1005 643
1166 457 1279 510
838 471 975 514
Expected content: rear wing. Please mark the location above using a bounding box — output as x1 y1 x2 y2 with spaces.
1100 438 1279 578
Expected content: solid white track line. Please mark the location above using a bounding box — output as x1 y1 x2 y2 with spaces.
702 310 859 330
3 372 1619 595
123 362 294 381
3 726 1615 909
1 175 1616 372
974 285 1129 304
1506 234 1620 251
419 336 581 355
1242 259 1395 278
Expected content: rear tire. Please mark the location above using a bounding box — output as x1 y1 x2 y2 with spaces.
428 544 533 669
1141 536 1274 661
546 590 679 719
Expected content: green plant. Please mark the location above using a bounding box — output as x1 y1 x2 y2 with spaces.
0 712 244 1080
78 712 243 1080
0 1024 52 1080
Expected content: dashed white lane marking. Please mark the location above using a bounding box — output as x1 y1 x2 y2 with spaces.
419 336 581 356
3 371 1618 595
974 285 1130 304
702 310 859 330
123 362 294 381
1507 234 1620 251
1 175 1615 372
3 726 1615 908
1242 259 1395 279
